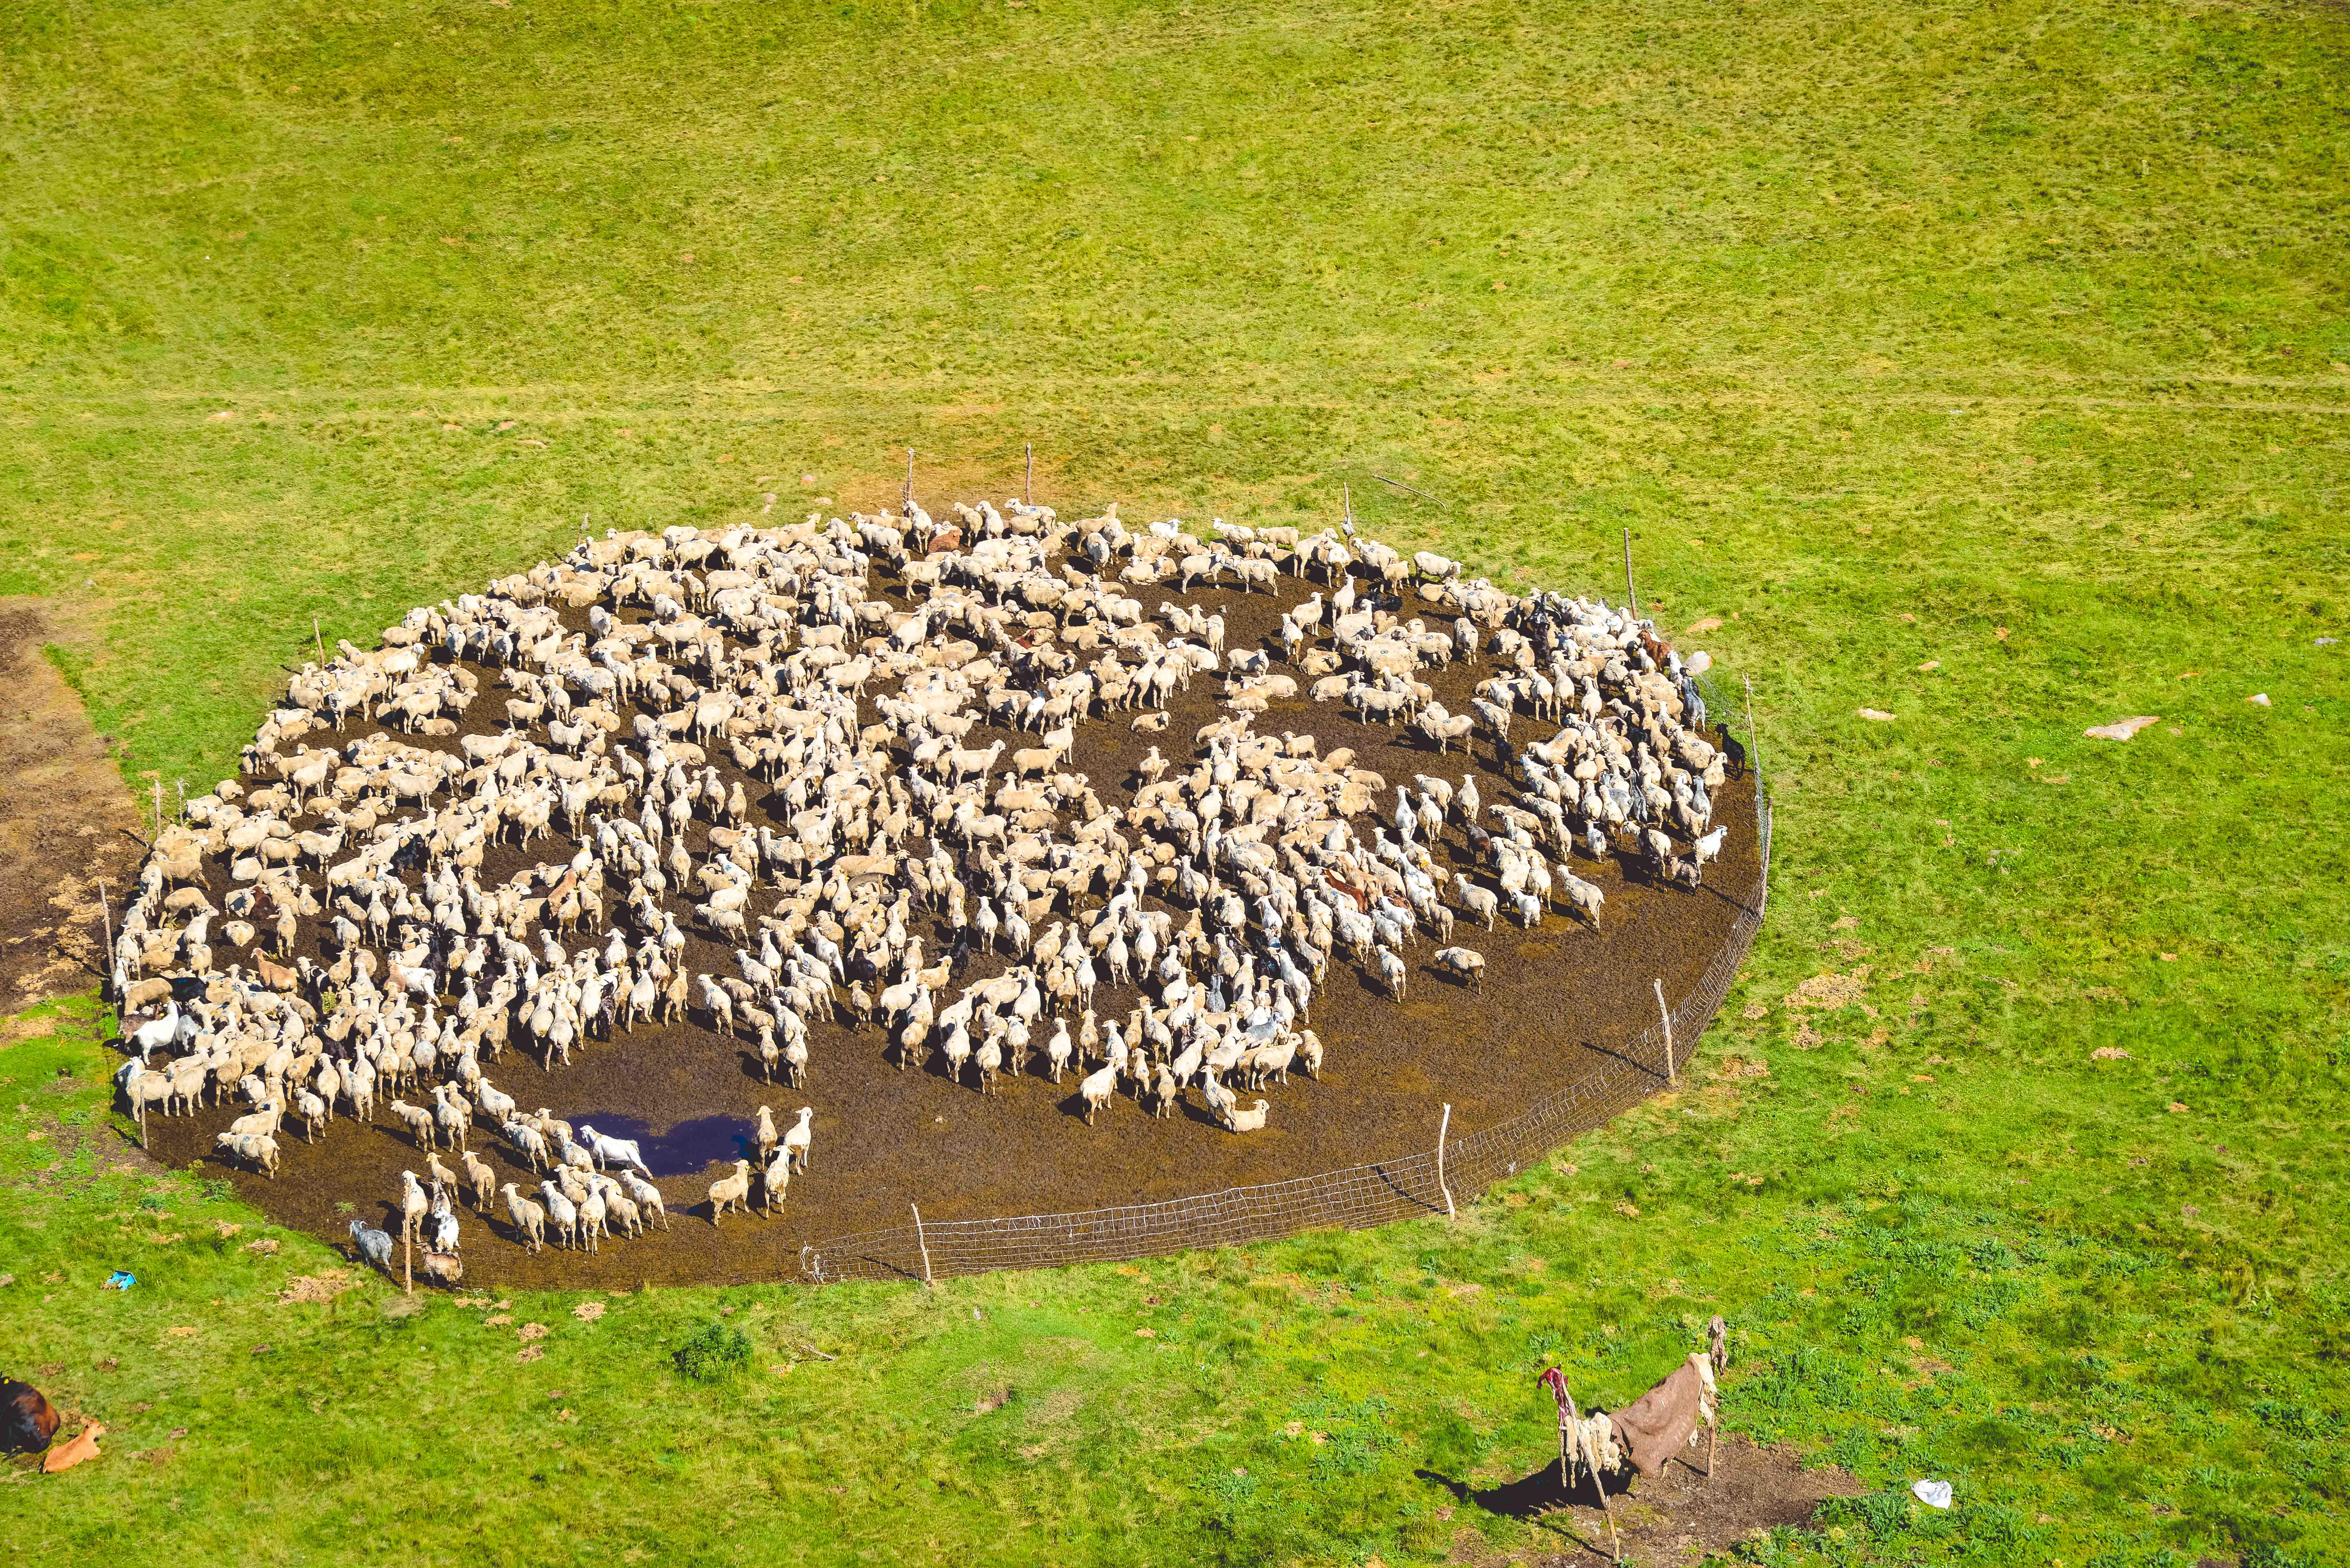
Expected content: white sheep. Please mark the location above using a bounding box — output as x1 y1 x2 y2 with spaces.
502 1182 547 1253
1452 875 1499 930
1432 946 1486 990
621 1169 670 1231
708 1158 753 1223
213 1130 280 1177
1077 1062 1118 1124
782 1106 814 1173
577 1124 652 1176
539 1180 580 1248
761 1147 792 1214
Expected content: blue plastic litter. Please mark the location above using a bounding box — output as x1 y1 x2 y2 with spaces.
104 1270 135 1291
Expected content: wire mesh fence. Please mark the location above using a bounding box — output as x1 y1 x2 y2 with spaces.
797 703 1773 1287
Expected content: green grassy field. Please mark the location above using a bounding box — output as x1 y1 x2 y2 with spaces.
4 0 2347 1561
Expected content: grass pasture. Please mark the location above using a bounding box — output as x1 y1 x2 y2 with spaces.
3 0 2348 1562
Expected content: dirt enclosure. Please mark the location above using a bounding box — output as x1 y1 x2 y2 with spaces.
140 539 1762 1288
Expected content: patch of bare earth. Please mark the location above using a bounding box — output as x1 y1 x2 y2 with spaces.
1431 1434 1862 1564
0 599 142 1012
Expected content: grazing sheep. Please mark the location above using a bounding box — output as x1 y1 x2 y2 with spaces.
214 1130 280 1177
1376 946 1408 1003
1222 1098 1270 1133
388 1097 436 1149
578 1124 652 1176
622 1170 670 1231
782 1106 814 1173
539 1180 581 1249
501 1183 547 1253
1077 1062 1118 1124
349 1219 394 1273
708 1158 753 1223
1432 946 1486 990
461 1150 499 1211
761 1148 792 1214
1452 875 1500 930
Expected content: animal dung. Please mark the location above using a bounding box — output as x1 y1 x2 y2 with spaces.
1856 707 1895 722
2083 716 2159 740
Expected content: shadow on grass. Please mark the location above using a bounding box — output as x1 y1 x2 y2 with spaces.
1417 1459 1626 1560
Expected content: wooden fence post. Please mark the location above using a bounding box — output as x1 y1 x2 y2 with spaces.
912 1202 934 1289
403 1216 414 1296
1624 527 1638 622
1655 978 1675 1085
313 614 325 664
1024 442 1033 506
96 878 113 994
904 447 915 515
1744 674 1763 791
1436 1103 1455 1220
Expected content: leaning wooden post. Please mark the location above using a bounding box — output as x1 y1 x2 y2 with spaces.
1744 673 1764 794
904 446 915 515
1436 1102 1455 1220
403 1216 414 1296
96 878 113 995
1024 442 1033 506
1655 978 1676 1085
313 614 325 664
1561 1380 1619 1563
151 780 162 839
1623 527 1638 622
911 1202 934 1289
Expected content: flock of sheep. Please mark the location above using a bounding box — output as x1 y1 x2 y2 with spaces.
110 495 1735 1277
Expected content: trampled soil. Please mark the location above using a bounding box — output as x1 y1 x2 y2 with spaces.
1427 1432 1865 1564
138 543 1763 1288
0 601 143 1015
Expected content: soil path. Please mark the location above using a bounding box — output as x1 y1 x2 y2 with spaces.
0 600 142 1014
141 552 1763 1287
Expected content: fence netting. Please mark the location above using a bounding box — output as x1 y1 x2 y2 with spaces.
797 710 1773 1287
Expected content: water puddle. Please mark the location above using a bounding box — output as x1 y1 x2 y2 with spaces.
559 1113 759 1177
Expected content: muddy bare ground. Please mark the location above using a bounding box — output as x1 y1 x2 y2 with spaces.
139 546 1763 1288
1427 1433 1865 1564
0 600 143 1015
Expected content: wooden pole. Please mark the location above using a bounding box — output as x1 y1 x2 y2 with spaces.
1436 1102 1455 1220
911 1202 933 1289
152 780 163 840
904 447 915 515
1025 442 1033 506
1744 674 1763 788
97 878 113 994
313 614 325 664
175 780 185 822
1623 528 1638 622
1656 977 1675 1084
403 1216 414 1296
